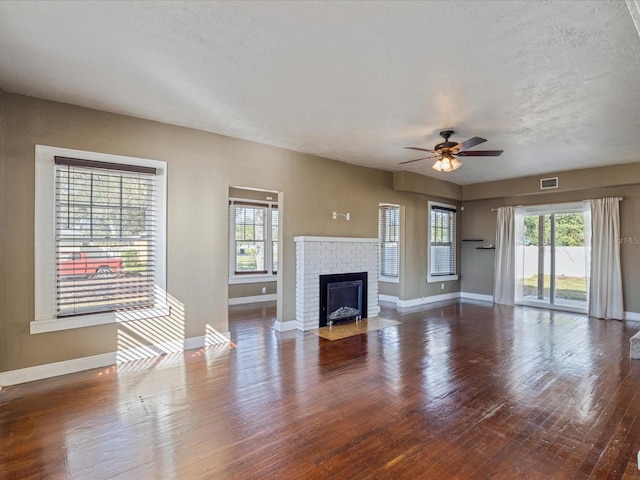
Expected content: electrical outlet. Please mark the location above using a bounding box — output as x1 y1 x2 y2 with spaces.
441 283 445 290
262 287 267 294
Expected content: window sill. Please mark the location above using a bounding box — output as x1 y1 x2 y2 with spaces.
229 275 277 285
427 274 459 283
30 305 171 334
379 275 400 284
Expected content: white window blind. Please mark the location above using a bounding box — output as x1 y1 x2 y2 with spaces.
379 204 399 278
430 204 456 277
272 208 278 274
55 157 157 317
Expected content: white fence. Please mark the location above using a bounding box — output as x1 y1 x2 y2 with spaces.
522 246 587 278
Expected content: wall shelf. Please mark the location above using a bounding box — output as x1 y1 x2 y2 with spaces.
463 239 484 242
476 246 495 250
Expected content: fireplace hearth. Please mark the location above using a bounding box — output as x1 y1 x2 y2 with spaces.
319 272 368 327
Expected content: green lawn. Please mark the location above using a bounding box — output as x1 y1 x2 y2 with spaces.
236 255 258 271
523 274 587 301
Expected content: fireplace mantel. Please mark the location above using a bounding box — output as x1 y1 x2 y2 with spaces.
294 236 380 331
294 236 379 243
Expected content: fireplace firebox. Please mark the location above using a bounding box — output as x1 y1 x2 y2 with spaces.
319 272 368 327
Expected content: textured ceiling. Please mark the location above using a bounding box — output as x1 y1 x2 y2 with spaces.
1 1 639 185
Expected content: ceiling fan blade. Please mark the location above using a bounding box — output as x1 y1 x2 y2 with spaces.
454 136 487 152
456 150 503 157
399 156 433 165
404 147 435 153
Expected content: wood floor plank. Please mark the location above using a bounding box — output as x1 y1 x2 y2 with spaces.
1 301 640 479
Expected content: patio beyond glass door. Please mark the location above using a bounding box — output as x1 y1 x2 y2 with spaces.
518 207 588 312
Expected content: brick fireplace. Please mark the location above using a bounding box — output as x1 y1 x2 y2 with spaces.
294 236 380 331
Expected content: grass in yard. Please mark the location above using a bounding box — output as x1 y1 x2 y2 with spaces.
236 255 258 271
523 274 587 301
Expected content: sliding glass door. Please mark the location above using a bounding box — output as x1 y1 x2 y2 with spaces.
516 203 589 312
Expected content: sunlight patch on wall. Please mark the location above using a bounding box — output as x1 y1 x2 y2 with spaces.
116 289 185 364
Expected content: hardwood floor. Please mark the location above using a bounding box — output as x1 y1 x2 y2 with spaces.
2 300 640 479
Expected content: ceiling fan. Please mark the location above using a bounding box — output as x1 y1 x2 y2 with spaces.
400 130 503 172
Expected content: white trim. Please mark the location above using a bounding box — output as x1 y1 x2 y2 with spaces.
229 202 278 280
0 333 230 387
294 236 379 243
427 200 458 282
380 292 494 306
380 275 400 284
522 300 587 314
30 306 171 334
228 294 277 305
379 294 399 304
229 197 278 207
274 320 297 332
0 352 117 387
427 274 459 283
228 275 277 285
539 177 559 190
460 292 494 303
184 335 206 350
625 311 640 322
397 292 460 308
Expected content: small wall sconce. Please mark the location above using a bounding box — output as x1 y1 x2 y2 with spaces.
332 211 350 221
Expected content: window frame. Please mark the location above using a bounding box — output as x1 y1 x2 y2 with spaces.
379 203 400 283
228 198 278 284
32 145 168 334
427 201 458 283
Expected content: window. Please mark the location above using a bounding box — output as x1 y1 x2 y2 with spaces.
229 200 278 280
514 202 588 312
34 146 167 333
428 201 458 282
379 204 400 281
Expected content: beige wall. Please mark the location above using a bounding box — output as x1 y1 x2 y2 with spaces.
393 171 461 200
228 282 277 299
0 93 455 372
462 163 640 201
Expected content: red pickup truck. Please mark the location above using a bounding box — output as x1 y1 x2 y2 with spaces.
58 251 123 278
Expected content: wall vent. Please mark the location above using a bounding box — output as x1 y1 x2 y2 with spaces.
540 177 558 190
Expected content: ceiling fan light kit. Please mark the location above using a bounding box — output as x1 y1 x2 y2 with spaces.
433 153 461 172
402 130 503 172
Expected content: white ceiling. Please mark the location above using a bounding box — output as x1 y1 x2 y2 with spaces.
1 1 639 185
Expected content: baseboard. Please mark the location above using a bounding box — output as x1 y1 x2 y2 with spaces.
0 333 230 387
228 294 277 305
381 292 494 307
460 292 494 303
397 292 460 308
625 311 640 322
379 294 399 304
274 320 297 332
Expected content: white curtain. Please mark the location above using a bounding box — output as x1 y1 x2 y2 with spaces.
494 206 516 305
582 201 592 310
589 197 623 319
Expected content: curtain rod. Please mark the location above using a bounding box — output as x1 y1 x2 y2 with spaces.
490 197 624 211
